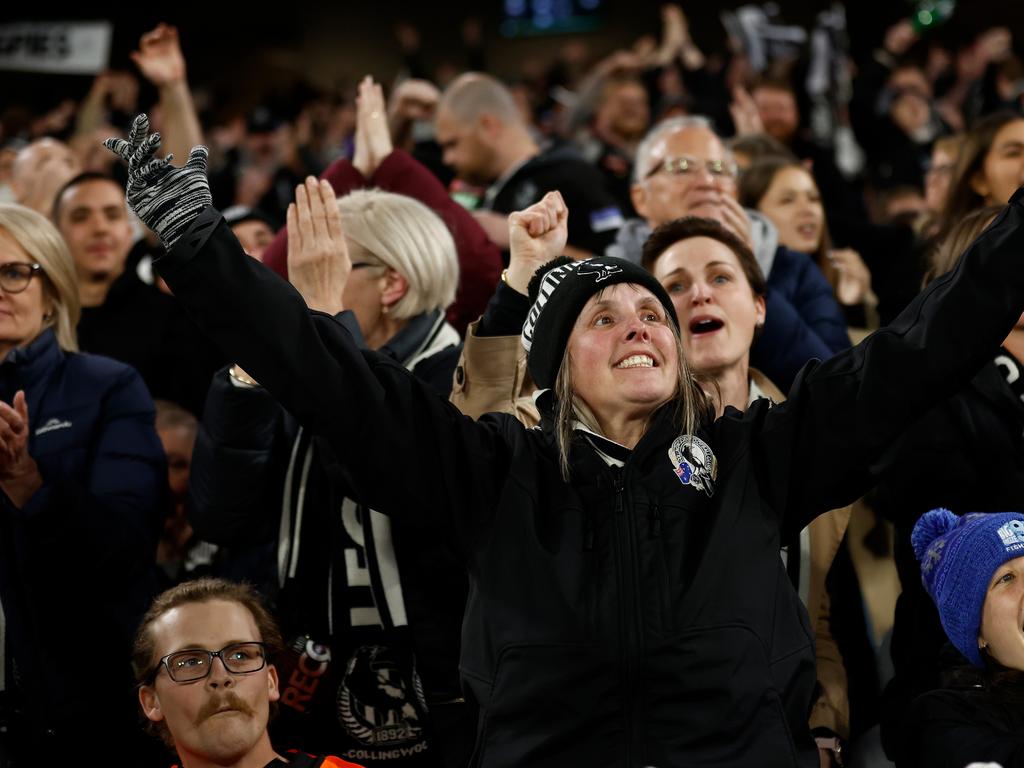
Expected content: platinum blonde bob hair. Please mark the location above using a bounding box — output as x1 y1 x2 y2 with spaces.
337 189 459 318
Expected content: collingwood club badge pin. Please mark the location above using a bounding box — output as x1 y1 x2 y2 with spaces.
668 435 717 497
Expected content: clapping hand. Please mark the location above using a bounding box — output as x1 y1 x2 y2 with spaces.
506 191 569 294
0 391 41 508
287 177 350 315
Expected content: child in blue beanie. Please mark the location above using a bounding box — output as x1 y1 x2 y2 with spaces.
913 507 1024 668
907 507 1024 768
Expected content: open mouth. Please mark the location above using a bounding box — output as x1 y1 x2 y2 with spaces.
796 222 819 240
615 354 657 369
689 318 724 335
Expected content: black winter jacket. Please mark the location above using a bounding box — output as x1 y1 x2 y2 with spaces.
158 190 1024 768
907 674 1024 768
876 352 1024 763
0 329 165 758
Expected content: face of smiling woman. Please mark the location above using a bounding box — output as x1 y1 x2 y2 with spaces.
566 282 679 427
979 554 1024 671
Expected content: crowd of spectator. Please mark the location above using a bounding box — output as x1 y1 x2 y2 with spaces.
2 5 1024 768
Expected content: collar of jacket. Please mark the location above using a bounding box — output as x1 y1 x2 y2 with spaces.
0 328 62 402
535 390 701 469
1 328 61 374
378 309 457 368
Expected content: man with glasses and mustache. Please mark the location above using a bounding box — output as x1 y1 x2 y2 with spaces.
133 578 363 768
609 115 850 391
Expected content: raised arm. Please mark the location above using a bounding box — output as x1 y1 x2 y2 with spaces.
450 191 567 421
187 368 291 546
760 191 1024 535
261 76 501 332
131 24 203 169
105 118 511 546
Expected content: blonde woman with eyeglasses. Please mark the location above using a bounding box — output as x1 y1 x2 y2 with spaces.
0 202 166 762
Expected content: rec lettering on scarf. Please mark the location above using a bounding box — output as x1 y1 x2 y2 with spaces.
280 637 332 713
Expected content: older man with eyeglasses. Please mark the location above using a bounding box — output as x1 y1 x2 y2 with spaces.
134 578 363 768
608 115 850 392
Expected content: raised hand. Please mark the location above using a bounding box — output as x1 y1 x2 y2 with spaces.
352 75 393 178
718 194 754 250
287 177 350 315
104 113 211 250
131 23 187 87
505 191 569 294
729 85 764 136
829 248 872 306
387 78 440 147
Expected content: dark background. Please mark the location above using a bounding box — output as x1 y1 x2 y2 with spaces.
3 0 1023 116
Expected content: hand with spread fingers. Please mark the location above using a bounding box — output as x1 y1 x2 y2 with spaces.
287 176 350 315
103 113 211 250
0 391 42 508
506 191 569 295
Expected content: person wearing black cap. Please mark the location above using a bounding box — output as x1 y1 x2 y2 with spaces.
106 114 1024 767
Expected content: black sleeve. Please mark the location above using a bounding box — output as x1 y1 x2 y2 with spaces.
477 281 531 338
756 189 1024 536
909 691 1024 768
187 368 291 546
159 208 516 553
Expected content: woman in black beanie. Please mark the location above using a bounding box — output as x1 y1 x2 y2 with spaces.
108 116 1024 768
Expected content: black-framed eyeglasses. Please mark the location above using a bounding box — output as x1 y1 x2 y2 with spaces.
148 642 269 684
0 263 43 294
645 155 738 181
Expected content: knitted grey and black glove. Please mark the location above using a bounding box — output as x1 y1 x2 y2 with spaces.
104 113 212 251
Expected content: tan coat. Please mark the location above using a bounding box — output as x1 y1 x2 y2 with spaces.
451 325 850 738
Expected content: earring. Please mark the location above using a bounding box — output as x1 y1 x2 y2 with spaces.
42 311 53 321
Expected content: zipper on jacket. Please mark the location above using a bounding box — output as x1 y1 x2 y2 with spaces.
649 502 662 538
610 466 643 765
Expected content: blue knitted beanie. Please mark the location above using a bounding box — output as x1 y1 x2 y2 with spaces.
912 508 1024 667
